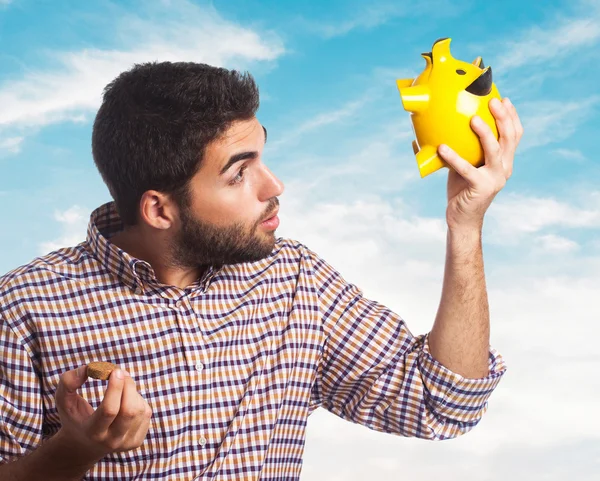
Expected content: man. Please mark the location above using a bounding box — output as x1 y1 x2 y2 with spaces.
0 62 523 480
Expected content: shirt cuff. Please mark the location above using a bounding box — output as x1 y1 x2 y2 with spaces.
417 333 507 424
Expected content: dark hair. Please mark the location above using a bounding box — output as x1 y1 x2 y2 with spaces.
92 61 260 226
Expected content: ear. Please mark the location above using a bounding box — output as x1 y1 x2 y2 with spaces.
472 56 485 68
139 191 177 230
421 52 433 68
431 37 452 60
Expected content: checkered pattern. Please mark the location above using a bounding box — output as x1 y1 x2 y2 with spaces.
0 201 506 480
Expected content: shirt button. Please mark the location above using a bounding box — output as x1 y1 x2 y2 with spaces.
199 436 207 447
195 362 204 372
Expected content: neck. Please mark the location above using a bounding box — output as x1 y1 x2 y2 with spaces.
110 227 205 289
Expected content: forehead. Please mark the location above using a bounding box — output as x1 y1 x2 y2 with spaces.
212 118 262 151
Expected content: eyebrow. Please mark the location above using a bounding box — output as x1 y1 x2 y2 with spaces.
218 125 268 177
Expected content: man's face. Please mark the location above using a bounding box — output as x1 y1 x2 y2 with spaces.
170 117 284 268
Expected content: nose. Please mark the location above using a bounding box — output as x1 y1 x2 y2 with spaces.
259 164 285 200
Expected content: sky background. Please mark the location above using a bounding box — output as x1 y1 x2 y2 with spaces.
1 0 599 479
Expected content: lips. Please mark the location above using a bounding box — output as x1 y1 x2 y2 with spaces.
261 209 279 223
465 66 493 96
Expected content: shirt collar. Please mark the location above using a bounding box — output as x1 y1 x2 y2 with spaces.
85 201 220 295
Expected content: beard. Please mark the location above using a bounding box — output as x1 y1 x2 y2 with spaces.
169 197 279 268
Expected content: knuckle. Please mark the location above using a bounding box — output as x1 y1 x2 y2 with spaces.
144 406 153 418
101 407 119 418
120 407 138 419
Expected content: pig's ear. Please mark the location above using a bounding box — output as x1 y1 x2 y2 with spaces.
421 52 433 67
431 37 451 60
472 56 485 68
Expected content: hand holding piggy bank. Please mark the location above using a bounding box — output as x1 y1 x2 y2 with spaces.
396 37 502 178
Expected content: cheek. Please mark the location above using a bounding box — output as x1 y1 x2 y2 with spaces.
194 182 261 226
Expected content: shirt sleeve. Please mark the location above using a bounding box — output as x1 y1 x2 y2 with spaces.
0 314 44 464
306 246 507 440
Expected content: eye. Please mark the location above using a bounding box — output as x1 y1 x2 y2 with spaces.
456 69 467 75
230 165 247 185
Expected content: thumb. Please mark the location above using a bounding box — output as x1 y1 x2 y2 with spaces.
57 365 89 398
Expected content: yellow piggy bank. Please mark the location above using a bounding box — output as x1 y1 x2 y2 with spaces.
396 37 502 178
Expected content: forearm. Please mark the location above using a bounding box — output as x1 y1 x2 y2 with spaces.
0 430 103 481
428 227 490 378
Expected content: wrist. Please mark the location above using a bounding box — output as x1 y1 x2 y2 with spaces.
53 428 107 465
446 207 484 234
446 226 482 259
447 216 483 232
447 225 482 242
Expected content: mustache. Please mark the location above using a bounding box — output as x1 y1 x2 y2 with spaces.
259 198 279 223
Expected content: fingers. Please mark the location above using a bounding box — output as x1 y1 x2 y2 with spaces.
56 365 152 458
470 115 502 170
490 97 517 155
118 397 153 453
438 144 479 186
497 97 523 177
56 365 95 424
503 98 523 178
90 369 128 432
108 375 148 440
57 365 89 397
504 98 524 141
86 370 152 453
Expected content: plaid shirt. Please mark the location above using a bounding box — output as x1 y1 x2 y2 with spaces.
0 201 506 480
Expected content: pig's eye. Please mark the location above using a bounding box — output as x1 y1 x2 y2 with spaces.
456 69 467 75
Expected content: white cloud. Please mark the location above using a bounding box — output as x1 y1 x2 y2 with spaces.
0 1 284 131
494 9 600 72
301 0 460 39
553 148 587 162
266 96 372 154
0 136 24 154
39 205 90 254
305 4 409 38
534 233 580 253
486 192 600 243
264 62 415 156
517 97 599 151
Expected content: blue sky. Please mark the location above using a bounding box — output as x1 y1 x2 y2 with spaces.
1 0 599 479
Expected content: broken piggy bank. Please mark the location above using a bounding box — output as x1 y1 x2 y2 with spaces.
396 37 502 178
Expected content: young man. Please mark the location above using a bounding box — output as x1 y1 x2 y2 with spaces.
0 62 523 480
